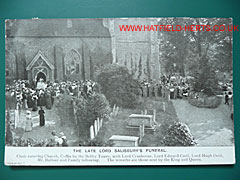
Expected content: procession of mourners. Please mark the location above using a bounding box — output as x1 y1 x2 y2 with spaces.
5 71 233 146
139 73 233 104
139 73 192 100
5 78 98 132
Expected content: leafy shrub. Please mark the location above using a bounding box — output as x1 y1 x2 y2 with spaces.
12 137 46 147
96 64 141 108
191 57 220 96
162 121 197 146
188 93 222 108
75 93 110 138
55 94 75 126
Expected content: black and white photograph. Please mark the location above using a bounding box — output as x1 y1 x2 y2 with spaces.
4 18 234 165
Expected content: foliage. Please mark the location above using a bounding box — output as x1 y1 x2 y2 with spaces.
188 93 222 108
12 137 46 147
55 94 75 126
93 82 102 94
162 121 197 146
75 93 110 137
96 63 141 108
158 18 232 75
11 137 68 147
190 56 220 96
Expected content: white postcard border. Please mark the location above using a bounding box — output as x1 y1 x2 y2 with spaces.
5 146 235 166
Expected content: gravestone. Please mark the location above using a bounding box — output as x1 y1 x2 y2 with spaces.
128 114 153 127
90 125 95 140
109 135 139 147
25 110 32 132
139 124 145 143
113 104 116 113
153 109 156 123
94 120 98 136
14 109 20 128
97 118 100 131
9 110 15 128
100 118 103 129
162 102 166 112
144 109 147 115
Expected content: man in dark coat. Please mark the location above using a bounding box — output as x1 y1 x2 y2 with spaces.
39 106 45 126
225 93 229 105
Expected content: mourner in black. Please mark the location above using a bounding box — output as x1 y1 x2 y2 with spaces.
39 106 45 126
225 93 229 105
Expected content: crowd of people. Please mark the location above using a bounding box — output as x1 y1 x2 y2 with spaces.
139 74 233 103
139 74 191 100
6 78 98 112
5 78 98 135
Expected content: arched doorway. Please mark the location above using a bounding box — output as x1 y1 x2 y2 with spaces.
26 51 55 83
36 72 46 82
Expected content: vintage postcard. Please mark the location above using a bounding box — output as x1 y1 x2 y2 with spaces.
5 18 234 166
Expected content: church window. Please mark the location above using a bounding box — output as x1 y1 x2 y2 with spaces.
64 49 81 75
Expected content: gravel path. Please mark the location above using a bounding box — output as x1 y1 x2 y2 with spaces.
172 99 234 146
20 100 79 145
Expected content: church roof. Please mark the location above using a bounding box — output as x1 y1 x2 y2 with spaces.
26 50 54 71
6 19 111 38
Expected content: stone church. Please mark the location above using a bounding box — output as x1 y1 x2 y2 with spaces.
5 18 162 84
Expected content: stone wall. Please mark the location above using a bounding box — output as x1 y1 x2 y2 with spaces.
6 37 112 81
5 19 112 82
104 18 162 80
6 18 163 82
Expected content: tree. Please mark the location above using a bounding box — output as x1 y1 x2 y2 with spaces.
191 56 220 96
75 93 110 137
158 18 232 96
158 18 191 75
96 64 141 108
158 18 232 77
